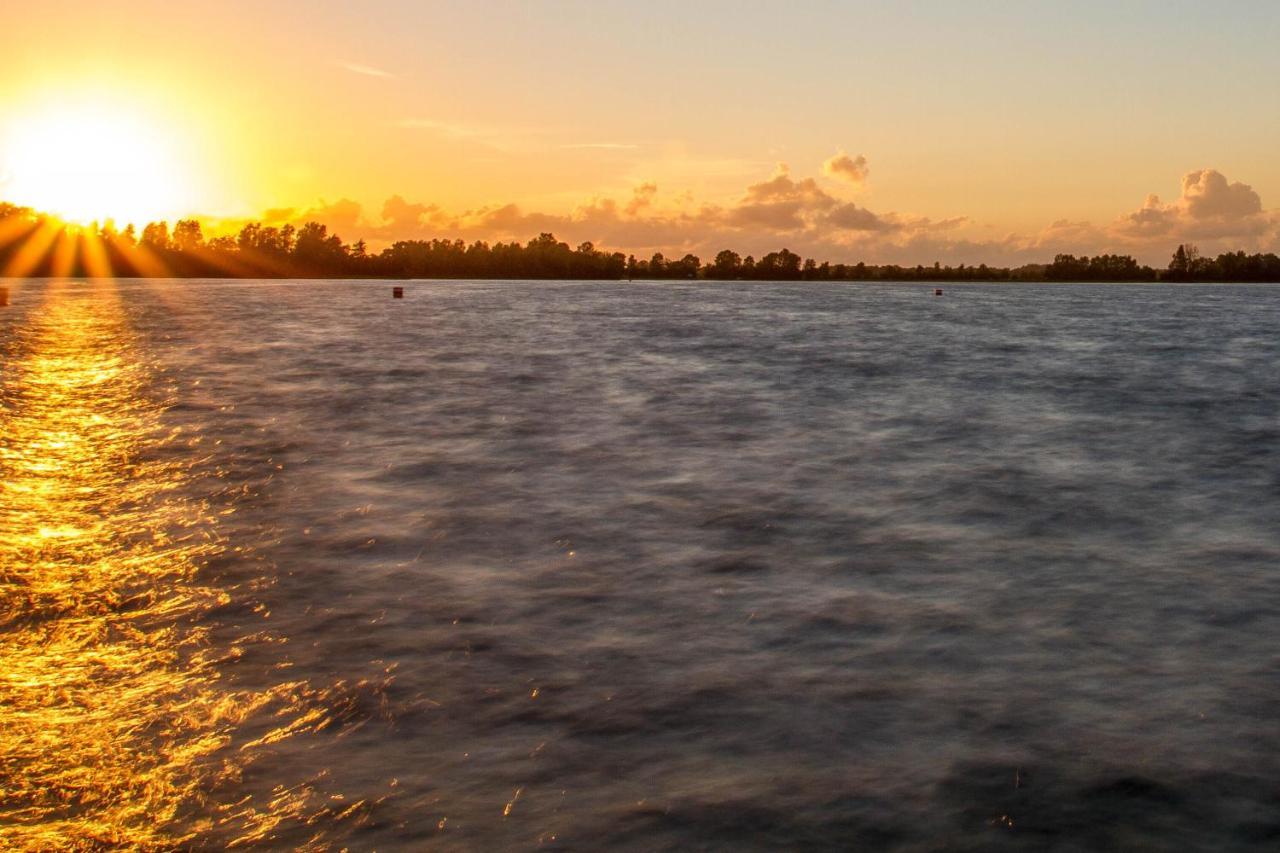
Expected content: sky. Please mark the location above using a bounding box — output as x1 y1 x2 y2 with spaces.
1 0 1278 264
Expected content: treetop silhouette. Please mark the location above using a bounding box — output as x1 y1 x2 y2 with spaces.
1 203 1278 282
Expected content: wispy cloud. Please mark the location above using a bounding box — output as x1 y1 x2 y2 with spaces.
339 61 396 79
396 118 563 153
560 142 641 150
397 119 485 138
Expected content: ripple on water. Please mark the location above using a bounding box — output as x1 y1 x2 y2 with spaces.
3 279 1280 850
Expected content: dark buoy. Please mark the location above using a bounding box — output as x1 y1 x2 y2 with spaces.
393 286 404 299
934 288 943 296
0 285 8 307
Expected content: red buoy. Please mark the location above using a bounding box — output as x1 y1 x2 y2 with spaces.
393 286 404 299
934 288 943 296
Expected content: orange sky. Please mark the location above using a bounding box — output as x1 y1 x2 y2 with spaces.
2 0 1278 264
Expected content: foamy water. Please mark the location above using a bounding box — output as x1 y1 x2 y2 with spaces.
2 279 1279 850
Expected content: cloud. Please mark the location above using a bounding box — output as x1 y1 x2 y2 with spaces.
561 142 641 150
298 199 364 234
395 118 562 154
339 61 395 79
822 151 869 187
726 163 838 230
902 215 969 233
741 163 835 207
206 160 1277 267
824 202 895 232
280 161 980 260
1113 194 1177 238
1041 218 1105 242
381 195 445 231
624 182 658 216
1181 169 1263 222
397 119 485 138
1113 169 1272 242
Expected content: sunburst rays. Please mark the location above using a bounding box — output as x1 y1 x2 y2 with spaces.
0 209 170 280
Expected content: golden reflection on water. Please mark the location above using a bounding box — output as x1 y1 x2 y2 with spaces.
0 283 358 849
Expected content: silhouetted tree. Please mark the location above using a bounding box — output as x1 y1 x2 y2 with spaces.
1169 244 1190 280
172 219 204 252
710 249 741 279
648 252 667 278
140 221 170 251
293 222 347 272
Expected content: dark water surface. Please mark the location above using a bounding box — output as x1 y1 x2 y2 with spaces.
2 279 1279 850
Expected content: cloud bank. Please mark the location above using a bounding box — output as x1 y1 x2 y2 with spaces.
220 158 1278 267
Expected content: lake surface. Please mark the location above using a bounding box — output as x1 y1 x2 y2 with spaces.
2 278 1279 850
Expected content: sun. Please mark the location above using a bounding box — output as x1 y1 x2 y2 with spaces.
1 99 193 226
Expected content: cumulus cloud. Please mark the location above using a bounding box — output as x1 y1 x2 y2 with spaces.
297 198 364 234
624 182 658 216
381 195 445 231
1113 194 1178 238
1181 169 1263 221
1113 169 1271 242
823 202 895 232
822 151 869 187
238 199 364 236
261 207 296 224
727 163 838 230
742 164 835 207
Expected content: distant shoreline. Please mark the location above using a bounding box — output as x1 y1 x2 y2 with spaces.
7 276 1280 285
3 203 1278 283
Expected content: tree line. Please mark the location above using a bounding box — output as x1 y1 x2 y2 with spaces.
2 203 1278 282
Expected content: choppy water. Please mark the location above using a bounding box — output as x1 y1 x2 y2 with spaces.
2 278 1279 851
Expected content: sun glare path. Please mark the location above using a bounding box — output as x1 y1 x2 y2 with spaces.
2 103 191 226
0 284 372 848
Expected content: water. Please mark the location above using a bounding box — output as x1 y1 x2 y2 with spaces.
2 279 1279 850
